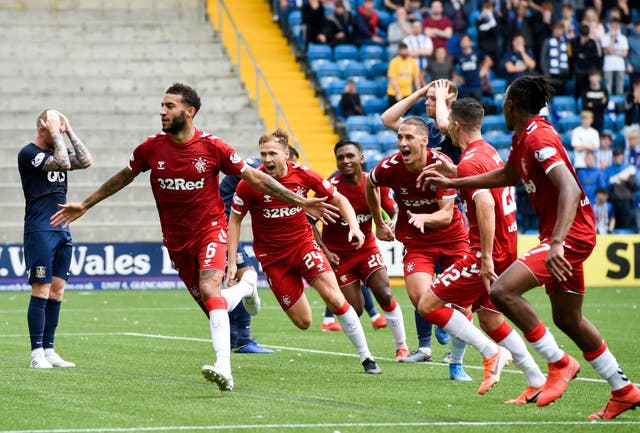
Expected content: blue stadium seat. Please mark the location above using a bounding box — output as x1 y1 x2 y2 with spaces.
288 9 302 27
334 44 359 61
355 79 379 96
345 115 373 135
364 150 385 171
610 94 625 107
484 130 513 149
357 133 383 151
490 78 507 94
557 113 582 132
377 77 389 97
377 130 398 152
366 60 389 80
338 60 368 79
360 44 386 61
552 95 577 113
370 114 387 133
363 97 388 115
482 114 506 132
306 43 333 62
324 78 347 96
312 61 341 79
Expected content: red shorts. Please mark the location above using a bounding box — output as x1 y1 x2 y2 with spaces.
168 226 228 303
262 240 332 311
517 239 594 295
334 244 385 288
431 252 499 312
403 239 469 278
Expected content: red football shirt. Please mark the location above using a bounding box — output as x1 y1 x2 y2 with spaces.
506 116 596 244
231 161 336 266
369 150 468 249
128 129 246 250
321 172 396 255
458 139 518 267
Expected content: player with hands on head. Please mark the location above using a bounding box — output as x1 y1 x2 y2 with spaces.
50 83 338 392
227 129 382 374
420 75 640 419
19 108 92 369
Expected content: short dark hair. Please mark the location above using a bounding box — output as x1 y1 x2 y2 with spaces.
506 75 555 115
450 98 484 132
288 145 299 159
334 139 363 155
595 187 609 195
165 83 201 114
398 42 409 50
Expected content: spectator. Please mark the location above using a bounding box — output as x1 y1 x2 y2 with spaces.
578 150 607 204
422 0 453 52
324 0 354 46
606 3 633 27
572 110 601 169
302 0 328 44
403 19 434 86
340 79 364 118
582 7 605 44
454 33 493 101
407 0 427 22
444 0 471 38
625 128 640 166
387 7 413 52
593 187 616 234
624 77 640 128
560 3 579 42
386 42 421 107
502 0 549 61
383 0 406 13
628 21 640 83
596 131 615 169
605 148 636 229
274 0 301 37
601 15 629 96
476 2 500 66
427 46 455 81
582 69 609 133
353 0 385 46
539 21 571 95
502 33 537 85
571 23 604 101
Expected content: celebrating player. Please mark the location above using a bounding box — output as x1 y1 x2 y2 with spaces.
19 109 92 369
49 83 337 391
421 75 640 419
227 129 382 374
320 140 409 360
417 97 547 400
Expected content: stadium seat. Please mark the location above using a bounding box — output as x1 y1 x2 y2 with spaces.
306 43 333 62
357 133 383 151
360 44 386 62
366 60 389 80
610 94 626 107
557 113 582 132
312 61 341 79
482 114 506 132
377 78 389 97
363 97 388 115
338 60 368 79
490 78 507 94
364 150 385 171
377 130 398 152
355 79 379 96
484 130 512 149
552 95 576 113
324 78 347 96
334 44 359 61
345 115 373 135
370 114 387 133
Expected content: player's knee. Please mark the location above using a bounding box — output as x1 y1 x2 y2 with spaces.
294 317 312 330
489 283 510 309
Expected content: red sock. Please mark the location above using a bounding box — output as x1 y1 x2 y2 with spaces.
381 298 397 312
331 301 350 316
203 296 228 313
583 341 607 361
425 307 454 328
487 320 513 344
524 321 547 343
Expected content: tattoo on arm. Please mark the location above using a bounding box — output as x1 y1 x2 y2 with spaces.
68 133 92 169
42 132 71 172
83 168 136 210
262 176 304 205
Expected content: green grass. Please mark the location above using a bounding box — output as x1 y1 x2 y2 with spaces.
1 287 639 433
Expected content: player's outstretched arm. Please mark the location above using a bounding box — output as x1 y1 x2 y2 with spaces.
57 111 92 170
241 167 339 224
226 211 244 287
50 167 137 228
418 163 519 191
381 82 433 132
330 191 365 249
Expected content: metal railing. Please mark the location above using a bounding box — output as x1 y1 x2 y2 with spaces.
205 0 307 165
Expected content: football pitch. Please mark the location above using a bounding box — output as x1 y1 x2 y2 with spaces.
1 286 639 433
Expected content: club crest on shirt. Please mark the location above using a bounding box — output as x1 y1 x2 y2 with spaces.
35 266 46 279
294 186 306 196
193 157 207 173
399 187 409 195
31 152 45 167
535 147 556 162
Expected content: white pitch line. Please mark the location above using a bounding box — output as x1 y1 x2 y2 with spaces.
2 420 640 433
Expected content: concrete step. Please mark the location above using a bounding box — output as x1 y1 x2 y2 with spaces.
0 221 163 244
3 200 160 223
0 1 199 13
1 93 252 114
0 41 227 60
1 182 155 203
0 76 243 96
0 59 234 77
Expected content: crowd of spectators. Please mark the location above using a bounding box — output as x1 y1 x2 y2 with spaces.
271 0 640 233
